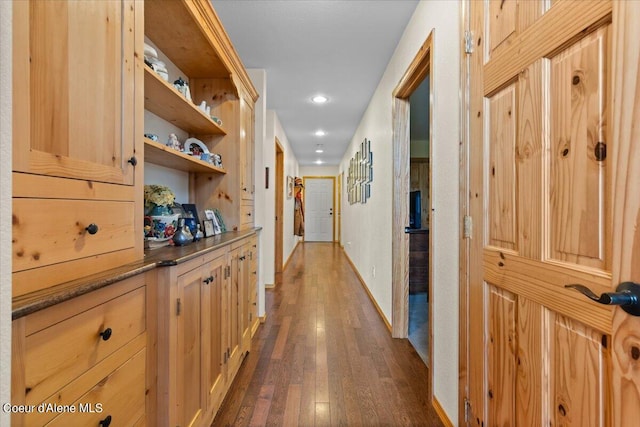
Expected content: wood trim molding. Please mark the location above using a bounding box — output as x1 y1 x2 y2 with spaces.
391 97 410 339
394 32 433 98
459 1 470 426
392 31 434 337
343 249 392 332
432 397 455 427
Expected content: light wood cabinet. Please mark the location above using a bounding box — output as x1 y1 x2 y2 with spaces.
11 0 144 296
11 275 148 427
155 235 257 426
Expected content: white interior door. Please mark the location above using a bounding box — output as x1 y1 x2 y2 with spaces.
304 178 334 242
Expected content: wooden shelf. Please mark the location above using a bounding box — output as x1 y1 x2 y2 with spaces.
144 67 226 135
145 0 231 79
144 137 227 174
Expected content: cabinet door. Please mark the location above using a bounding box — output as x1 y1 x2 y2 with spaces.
248 238 259 334
176 266 205 427
202 252 226 412
240 96 255 201
240 244 251 349
13 0 139 185
226 247 243 377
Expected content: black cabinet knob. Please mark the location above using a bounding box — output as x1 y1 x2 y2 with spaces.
127 156 138 167
99 415 112 427
85 223 99 235
100 328 112 341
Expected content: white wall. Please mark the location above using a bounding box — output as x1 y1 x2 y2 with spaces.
339 0 460 422
0 2 12 424
299 165 339 177
274 112 300 266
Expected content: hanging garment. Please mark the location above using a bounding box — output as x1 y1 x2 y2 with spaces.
294 186 304 236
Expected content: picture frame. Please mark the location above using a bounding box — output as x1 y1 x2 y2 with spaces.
287 176 294 198
204 209 215 221
182 203 200 224
211 213 222 234
203 219 215 237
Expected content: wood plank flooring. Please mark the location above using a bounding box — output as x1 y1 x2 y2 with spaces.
212 242 444 427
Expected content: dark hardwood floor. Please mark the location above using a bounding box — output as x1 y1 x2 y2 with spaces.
212 242 444 427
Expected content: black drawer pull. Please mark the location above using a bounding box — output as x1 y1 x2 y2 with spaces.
85 223 99 235
100 328 112 341
99 415 112 427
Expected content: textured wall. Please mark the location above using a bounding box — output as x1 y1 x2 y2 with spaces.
339 0 461 422
0 1 12 424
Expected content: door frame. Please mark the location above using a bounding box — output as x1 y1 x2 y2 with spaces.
302 176 336 242
391 30 434 395
274 139 284 284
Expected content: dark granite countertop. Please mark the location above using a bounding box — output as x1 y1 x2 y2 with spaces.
12 228 261 320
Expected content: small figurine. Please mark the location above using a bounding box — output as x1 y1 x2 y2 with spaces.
167 133 181 151
173 77 192 102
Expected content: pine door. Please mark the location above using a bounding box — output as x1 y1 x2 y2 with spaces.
13 0 138 185
467 1 640 425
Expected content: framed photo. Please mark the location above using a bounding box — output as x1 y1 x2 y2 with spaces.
204 209 215 221
211 213 222 234
203 219 215 237
287 176 294 198
182 203 200 224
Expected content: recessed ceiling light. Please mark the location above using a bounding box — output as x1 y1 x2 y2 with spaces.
315 144 324 153
315 130 326 137
312 95 328 104
315 160 323 165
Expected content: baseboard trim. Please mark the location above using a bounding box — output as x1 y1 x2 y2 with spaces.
342 249 392 333
432 396 454 427
259 314 267 323
265 283 275 289
282 240 301 272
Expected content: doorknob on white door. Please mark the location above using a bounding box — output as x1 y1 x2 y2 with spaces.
565 282 640 316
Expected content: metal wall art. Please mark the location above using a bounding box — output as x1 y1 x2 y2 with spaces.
347 138 373 204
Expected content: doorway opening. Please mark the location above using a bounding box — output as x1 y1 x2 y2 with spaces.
408 75 430 364
391 31 433 387
274 139 284 285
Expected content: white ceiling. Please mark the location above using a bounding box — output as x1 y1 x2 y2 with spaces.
211 0 420 166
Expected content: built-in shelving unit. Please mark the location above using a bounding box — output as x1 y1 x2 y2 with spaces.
144 67 226 135
144 137 227 174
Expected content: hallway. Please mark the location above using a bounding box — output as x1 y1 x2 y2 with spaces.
212 243 443 426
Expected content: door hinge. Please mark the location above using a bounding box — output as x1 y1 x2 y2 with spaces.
464 398 471 423
176 298 181 316
464 30 474 54
463 215 473 239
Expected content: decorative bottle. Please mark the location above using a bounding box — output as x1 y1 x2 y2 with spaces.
172 218 192 246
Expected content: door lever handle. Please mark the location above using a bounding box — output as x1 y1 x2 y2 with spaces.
565 282 640 316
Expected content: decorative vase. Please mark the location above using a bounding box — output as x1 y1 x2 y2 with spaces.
172 218 193 246
149 213 180 239
148 204 172 216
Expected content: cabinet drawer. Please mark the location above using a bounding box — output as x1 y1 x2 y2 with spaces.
13 199 136 272
240 202 254 226
24 286 146 406
46 348 146 427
